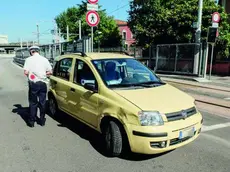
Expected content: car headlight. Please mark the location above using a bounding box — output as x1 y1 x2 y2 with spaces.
138 111 164 126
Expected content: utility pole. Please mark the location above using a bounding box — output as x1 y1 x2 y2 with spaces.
58 28 61 54
79 20 82 40
67 25 70 42
55 24 58 44
58 28 61 42
20 38 22 49
193 0 203 75
36 23 40 45
196 0 203 43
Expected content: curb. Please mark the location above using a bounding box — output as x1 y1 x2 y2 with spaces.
164 79 230 93
189 93 230 109
195 99 230 109
158 75 196 81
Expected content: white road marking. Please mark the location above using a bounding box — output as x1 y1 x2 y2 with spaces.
201 133 230 148
202 122 230 132
224 97 230 100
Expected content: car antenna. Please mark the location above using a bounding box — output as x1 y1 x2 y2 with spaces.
81 52 87 57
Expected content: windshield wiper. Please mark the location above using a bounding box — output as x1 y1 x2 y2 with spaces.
134 81 165 87
139 81 165 85
109 83 145 88
108 81 165 89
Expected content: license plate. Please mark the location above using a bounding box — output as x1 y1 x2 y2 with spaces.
179 127 195 139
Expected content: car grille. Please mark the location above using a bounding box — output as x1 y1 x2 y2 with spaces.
165 107 197 122
169 136 192 146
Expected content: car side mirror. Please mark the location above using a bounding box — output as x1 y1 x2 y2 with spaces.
84 83 98 93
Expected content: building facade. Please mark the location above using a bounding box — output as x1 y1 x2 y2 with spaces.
115 20 135 51
219 0 230 13
0 35 8 44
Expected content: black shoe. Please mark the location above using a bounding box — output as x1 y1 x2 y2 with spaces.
39 118 46 126
27 122 35 128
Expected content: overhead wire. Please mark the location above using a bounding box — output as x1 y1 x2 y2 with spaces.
108 3 129 15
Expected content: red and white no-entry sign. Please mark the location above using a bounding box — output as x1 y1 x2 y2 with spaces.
212 12 220 23
88 0 98 4
86 11 100 27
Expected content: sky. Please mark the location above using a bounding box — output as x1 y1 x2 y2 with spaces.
0 0 130 44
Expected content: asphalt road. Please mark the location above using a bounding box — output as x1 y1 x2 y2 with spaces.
0 57 230 172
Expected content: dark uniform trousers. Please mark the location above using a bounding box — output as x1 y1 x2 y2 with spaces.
28 81 47 125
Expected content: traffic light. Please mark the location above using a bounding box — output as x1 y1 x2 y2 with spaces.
207 27 218 43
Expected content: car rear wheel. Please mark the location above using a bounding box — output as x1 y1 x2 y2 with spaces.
103 121 123 157
48 95 59 118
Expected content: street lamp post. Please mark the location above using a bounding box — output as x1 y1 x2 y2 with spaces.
193 0 203 75
36 23 40 45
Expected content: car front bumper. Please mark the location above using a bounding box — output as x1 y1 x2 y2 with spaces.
125 113 203 154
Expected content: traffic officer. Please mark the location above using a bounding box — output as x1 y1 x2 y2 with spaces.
23 46 52 127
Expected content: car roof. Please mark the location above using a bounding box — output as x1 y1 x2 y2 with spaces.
58 52 134 61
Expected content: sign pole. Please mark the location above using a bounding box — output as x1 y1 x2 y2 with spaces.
204 12 220 80
87 0 99 53
91 26 94 52
203 42 209 79
209 43 215 80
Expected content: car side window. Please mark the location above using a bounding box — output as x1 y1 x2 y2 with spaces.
55 58 73 80
74 60 96 86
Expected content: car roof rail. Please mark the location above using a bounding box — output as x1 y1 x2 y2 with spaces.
61 51 87 57
122 51 131 56
98 50 131 56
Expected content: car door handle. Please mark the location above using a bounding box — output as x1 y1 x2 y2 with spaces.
70 88 75 92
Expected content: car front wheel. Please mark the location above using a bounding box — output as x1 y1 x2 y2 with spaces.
103 121 123 157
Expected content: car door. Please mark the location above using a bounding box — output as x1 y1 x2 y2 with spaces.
50 57 73 112
67 59 99 128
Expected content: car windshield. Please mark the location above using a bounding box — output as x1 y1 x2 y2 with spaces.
92 58 165 89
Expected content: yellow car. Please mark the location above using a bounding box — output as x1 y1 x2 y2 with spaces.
48 52 203 157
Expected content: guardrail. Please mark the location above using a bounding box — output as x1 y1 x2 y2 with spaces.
13 55 54 68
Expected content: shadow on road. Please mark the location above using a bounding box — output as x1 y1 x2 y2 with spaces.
45 102 173 161
46 107 110 157
12 104 29 125
12 102 173 161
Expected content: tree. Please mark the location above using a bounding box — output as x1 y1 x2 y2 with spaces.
128 0 230 57
55 1 122 47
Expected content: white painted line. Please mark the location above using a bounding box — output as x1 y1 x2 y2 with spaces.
224 97 230 100
201 133 230 148
202 122 230 132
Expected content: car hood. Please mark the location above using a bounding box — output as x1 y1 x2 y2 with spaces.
113 84 195 113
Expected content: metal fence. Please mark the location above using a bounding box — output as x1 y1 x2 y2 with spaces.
14 40 203 76
39 39 85 60
146 43 202 75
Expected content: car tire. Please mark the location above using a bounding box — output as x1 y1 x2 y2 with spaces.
103 121 123 157
48 94 59 119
